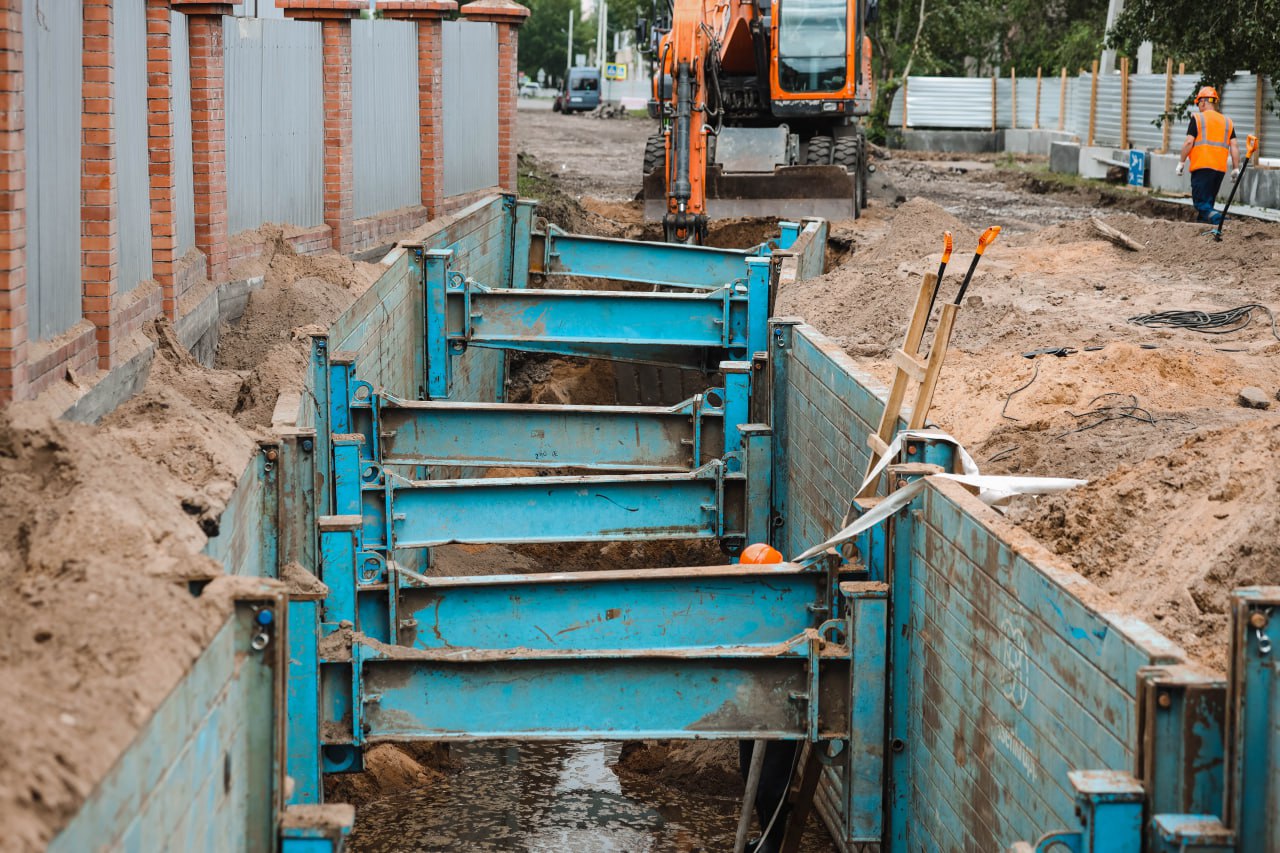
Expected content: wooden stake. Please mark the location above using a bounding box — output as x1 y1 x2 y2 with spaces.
1161 57 1174 153
1178 62 1185 74
1011 67 1018 129
991 74 997 132
1058 67 1067 131
1034 67 1042 129
901 77 908 130
1119 57 1130 149
1088 60 1099 146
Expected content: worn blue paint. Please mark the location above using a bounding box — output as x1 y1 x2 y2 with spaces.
398 563 828 651
536 224 769 288
360 395 725 472
1226 588 1280 851
845 582 887 843
361 465 739 548
359 652 847 741
287 599 322 805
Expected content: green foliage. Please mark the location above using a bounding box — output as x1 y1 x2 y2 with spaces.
518 0 595 83
868 0 1107 80
1107 0 1280 116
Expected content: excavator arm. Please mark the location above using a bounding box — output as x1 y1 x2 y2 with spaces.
659 0 715 243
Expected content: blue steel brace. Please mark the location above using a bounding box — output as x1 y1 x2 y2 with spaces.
842 581 888 845
1224 587 1280 851
423 248 453 399
534 222 773 289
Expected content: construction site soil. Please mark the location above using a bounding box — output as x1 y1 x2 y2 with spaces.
2 107 1277 848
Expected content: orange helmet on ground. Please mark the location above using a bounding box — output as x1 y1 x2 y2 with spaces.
740 542 783 564
1195 86 1219 103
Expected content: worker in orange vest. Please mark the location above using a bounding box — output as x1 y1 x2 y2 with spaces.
1175 86 1242 225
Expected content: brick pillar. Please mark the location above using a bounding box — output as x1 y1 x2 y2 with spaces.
0 0 26 402
460 0 528 194
146 0 177 320
173 2 232 284
82 0 121 368
381 1 456 220
278 0 366 254
145 1 177 318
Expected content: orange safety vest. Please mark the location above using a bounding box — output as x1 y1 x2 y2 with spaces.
1189 111 1233 172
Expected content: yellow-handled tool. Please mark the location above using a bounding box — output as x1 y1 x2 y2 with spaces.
954 226 1001 305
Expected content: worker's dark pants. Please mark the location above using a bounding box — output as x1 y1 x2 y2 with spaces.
739 740 800 853
1190 168 1226 224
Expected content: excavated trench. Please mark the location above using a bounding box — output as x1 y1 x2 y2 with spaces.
338 217 840 851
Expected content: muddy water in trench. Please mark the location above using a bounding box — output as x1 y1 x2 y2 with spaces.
348 741 836 852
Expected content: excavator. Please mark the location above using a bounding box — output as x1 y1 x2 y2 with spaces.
641 0 878 243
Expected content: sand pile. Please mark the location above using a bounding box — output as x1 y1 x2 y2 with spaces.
1016 420 1280 671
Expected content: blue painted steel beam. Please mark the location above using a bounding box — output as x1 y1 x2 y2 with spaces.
397 562 827 651
358 650 851 741
366 397 725 472
1225 587 1280 851
360 464 744 549
454 285 753 354
533 226 767 289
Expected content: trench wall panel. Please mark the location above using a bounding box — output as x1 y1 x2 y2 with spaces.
49 612 277 851
204 452 274 577
778 322 1186 848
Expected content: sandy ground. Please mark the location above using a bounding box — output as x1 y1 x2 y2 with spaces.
515 112 1280 674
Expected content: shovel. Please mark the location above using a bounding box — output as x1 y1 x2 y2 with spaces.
1212 134 1260 241
954 226 1002 304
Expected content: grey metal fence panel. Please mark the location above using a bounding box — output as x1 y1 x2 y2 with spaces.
225 16 325 234
890 77 992 128
1221 73 1260 146
172 12 196 257
1264 79 1279 159
115 0 152 294
1127 75 1170 150
24 0 82 341
1092 74 1123 145
1066 72 1092 138
352 19 421 219
994 78 1011 128
442 21 499 196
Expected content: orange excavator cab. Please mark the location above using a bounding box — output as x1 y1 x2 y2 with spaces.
643 0 876 243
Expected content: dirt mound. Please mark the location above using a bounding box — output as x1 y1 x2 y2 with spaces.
615 740 742 798
325 743 455 807
1015 421 1280 671
0 405 232 849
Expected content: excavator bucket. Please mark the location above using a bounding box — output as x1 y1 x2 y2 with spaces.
643 163 858 222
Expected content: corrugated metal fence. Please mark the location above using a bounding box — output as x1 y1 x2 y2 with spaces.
173 12 196 257
352 19 421 220
23 0 82 341
442 20 499 197
224 16 325 234
115 0 152 295
891 72 1278 157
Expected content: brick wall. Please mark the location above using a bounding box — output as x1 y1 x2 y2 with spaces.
82 0 119 368
319 20 354 253
146 0 178 320
2 8 507 409
187 14 229 285
0 0 24 403
494 23 516 191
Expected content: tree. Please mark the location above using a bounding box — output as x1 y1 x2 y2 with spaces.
1107 0 1280 115
519 0 593 83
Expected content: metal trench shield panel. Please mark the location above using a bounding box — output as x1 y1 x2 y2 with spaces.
397 563 830 651
360 654 851 741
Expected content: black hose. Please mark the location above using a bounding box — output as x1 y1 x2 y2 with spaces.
1127 304 1280 342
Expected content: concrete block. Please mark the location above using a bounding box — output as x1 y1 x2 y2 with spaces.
1237 167 1280 208
1147 153 1189 194
1049 141 1080 175
1005 129 1079 157
1238 387 1271 410
888 129 1003 154
1078 146 1130 180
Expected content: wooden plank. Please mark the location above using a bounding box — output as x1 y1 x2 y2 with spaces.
866 433 890 457
908 303 957 430
890 348 926 382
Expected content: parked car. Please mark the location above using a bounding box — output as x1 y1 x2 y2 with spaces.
552 67 602 114
519 81 541 98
